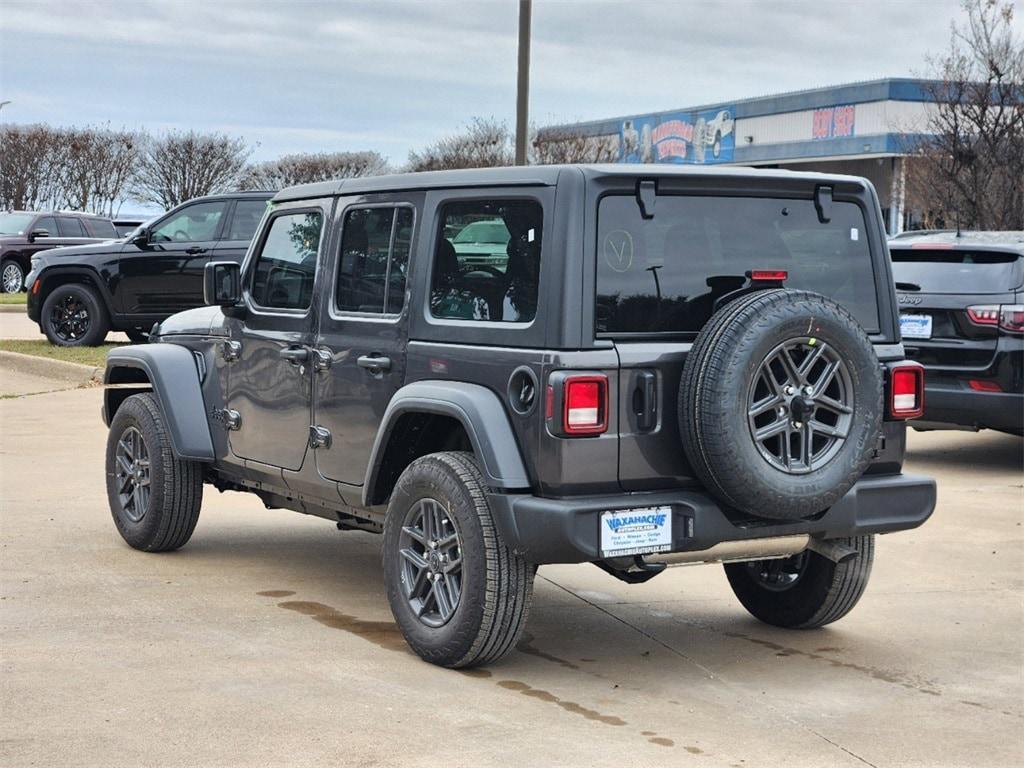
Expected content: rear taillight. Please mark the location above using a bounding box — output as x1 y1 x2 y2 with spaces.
749 269 788 281
563 375 608 435
888 362 925 419
967 304 1024 333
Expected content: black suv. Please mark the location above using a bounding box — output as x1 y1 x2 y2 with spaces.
101 166 935 668
0 210 118 294
889 231 1023 435
25 191 272 345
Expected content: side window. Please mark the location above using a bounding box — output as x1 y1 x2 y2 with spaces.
431 200 542 323
250 211 323 310
35 216 58 236
57 217 86 237
85 218 118 239
226 199 270 241
151 201 227 243
335 206 414 315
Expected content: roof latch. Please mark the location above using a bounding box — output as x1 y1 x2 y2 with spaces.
636 179 657 220
814 185 833 224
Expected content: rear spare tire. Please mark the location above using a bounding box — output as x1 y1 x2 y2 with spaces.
679 289 882 520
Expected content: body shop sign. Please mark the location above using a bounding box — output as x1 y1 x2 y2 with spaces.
812 105 856 139
619 107 736 165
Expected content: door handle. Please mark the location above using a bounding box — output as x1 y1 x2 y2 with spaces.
185 247 207 255
357 354 391 373
279 346 309 364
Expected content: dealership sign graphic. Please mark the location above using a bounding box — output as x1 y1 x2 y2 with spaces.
619 106 736 165
812 105 856 139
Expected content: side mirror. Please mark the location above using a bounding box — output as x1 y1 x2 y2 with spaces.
204 261 242 307
131 227 150 245
28 228 50 243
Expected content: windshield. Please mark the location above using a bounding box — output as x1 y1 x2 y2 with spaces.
453 220 511 245
596 194 880 334
0 213 36 236
890 247 1023 294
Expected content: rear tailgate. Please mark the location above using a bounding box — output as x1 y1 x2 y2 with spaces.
891 246 1022 369
596 190 889 491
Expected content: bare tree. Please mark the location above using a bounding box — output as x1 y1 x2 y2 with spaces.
241 150 388 190
909 0 1024 229
0 124 62 210
407 118 513 172
530 126 619 165
53 126 140 215
133 130 250 208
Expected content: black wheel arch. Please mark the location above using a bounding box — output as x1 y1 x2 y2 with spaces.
35 267 118 323
364 381 531 506
104 344 215 462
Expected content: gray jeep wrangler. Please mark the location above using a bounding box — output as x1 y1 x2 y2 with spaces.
102 165 936 668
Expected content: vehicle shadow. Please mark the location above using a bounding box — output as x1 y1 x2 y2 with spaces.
905 430 1023 474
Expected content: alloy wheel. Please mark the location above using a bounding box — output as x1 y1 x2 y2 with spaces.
114 426 151 523
2 262 23 294
48 293 91 342
397 498 463 628
747 337 854 474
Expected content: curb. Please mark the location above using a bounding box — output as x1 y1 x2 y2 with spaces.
0 350 103 385
0 304 27 313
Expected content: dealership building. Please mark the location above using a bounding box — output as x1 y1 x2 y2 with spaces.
543 78 947 235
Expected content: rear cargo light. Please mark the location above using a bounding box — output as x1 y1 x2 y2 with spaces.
968 379 1003 392
748 269 788 281
564 376 608 434
889 362 925 419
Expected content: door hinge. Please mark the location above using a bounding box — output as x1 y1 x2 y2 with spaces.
312 347 333 372
308 425 332 449
211 407 241 431
222 340 242 362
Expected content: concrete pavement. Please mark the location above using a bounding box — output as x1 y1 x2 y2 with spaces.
1 384 1022 767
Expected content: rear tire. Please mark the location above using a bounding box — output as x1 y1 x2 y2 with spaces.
41 283 110 346
105 393 203 552
725 535 874 628
383 451 534 668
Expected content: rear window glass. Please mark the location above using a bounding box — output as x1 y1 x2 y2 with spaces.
890 248 1022 294
56 217 85 237
596 195 879 334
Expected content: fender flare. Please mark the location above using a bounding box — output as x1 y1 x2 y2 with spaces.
103 345 215 462
363 380 531 506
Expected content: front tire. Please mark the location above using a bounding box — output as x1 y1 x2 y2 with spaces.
725 535 874 628
1 259 25 294
41 283 110 346
383 452 534 668
105 393 203 552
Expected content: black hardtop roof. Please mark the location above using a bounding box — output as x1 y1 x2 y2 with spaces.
889 230 1024 252
272 164 872 203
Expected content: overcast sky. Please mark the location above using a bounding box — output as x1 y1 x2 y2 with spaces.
0 0 991 165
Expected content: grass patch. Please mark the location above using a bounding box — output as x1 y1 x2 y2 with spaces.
0 339 124 368
0 292 28 305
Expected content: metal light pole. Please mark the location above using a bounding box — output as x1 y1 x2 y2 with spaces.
515 0 532 166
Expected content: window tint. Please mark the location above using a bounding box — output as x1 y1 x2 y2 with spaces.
890 248 1022 294
431 200 542 323
596 195 879 334
151 201 226 243
35 216 58 236
250 211 322 310
226 199 269 241
336 206 413 314
57 217 86 237
85 218 118 238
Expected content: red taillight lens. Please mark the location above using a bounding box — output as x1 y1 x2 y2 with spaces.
999 305 1024 333
967 305 1000 326
889 363 925 419
968 379 1003 392
563 375 607 435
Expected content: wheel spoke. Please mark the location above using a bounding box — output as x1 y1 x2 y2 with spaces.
776 347 802 387
116 454 133 475
755 419 789 441
401 524 425 545
816 393 853 415
799 422 812 466
433 577 453 621
797 342 827 381
809 419 849 439
436 532 459 551
399 547 427 570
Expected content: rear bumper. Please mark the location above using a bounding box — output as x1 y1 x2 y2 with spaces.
488 473 936 564
917 381 1023 433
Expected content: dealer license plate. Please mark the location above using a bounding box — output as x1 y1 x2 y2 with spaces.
900 313 933 339
600 506 673 558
